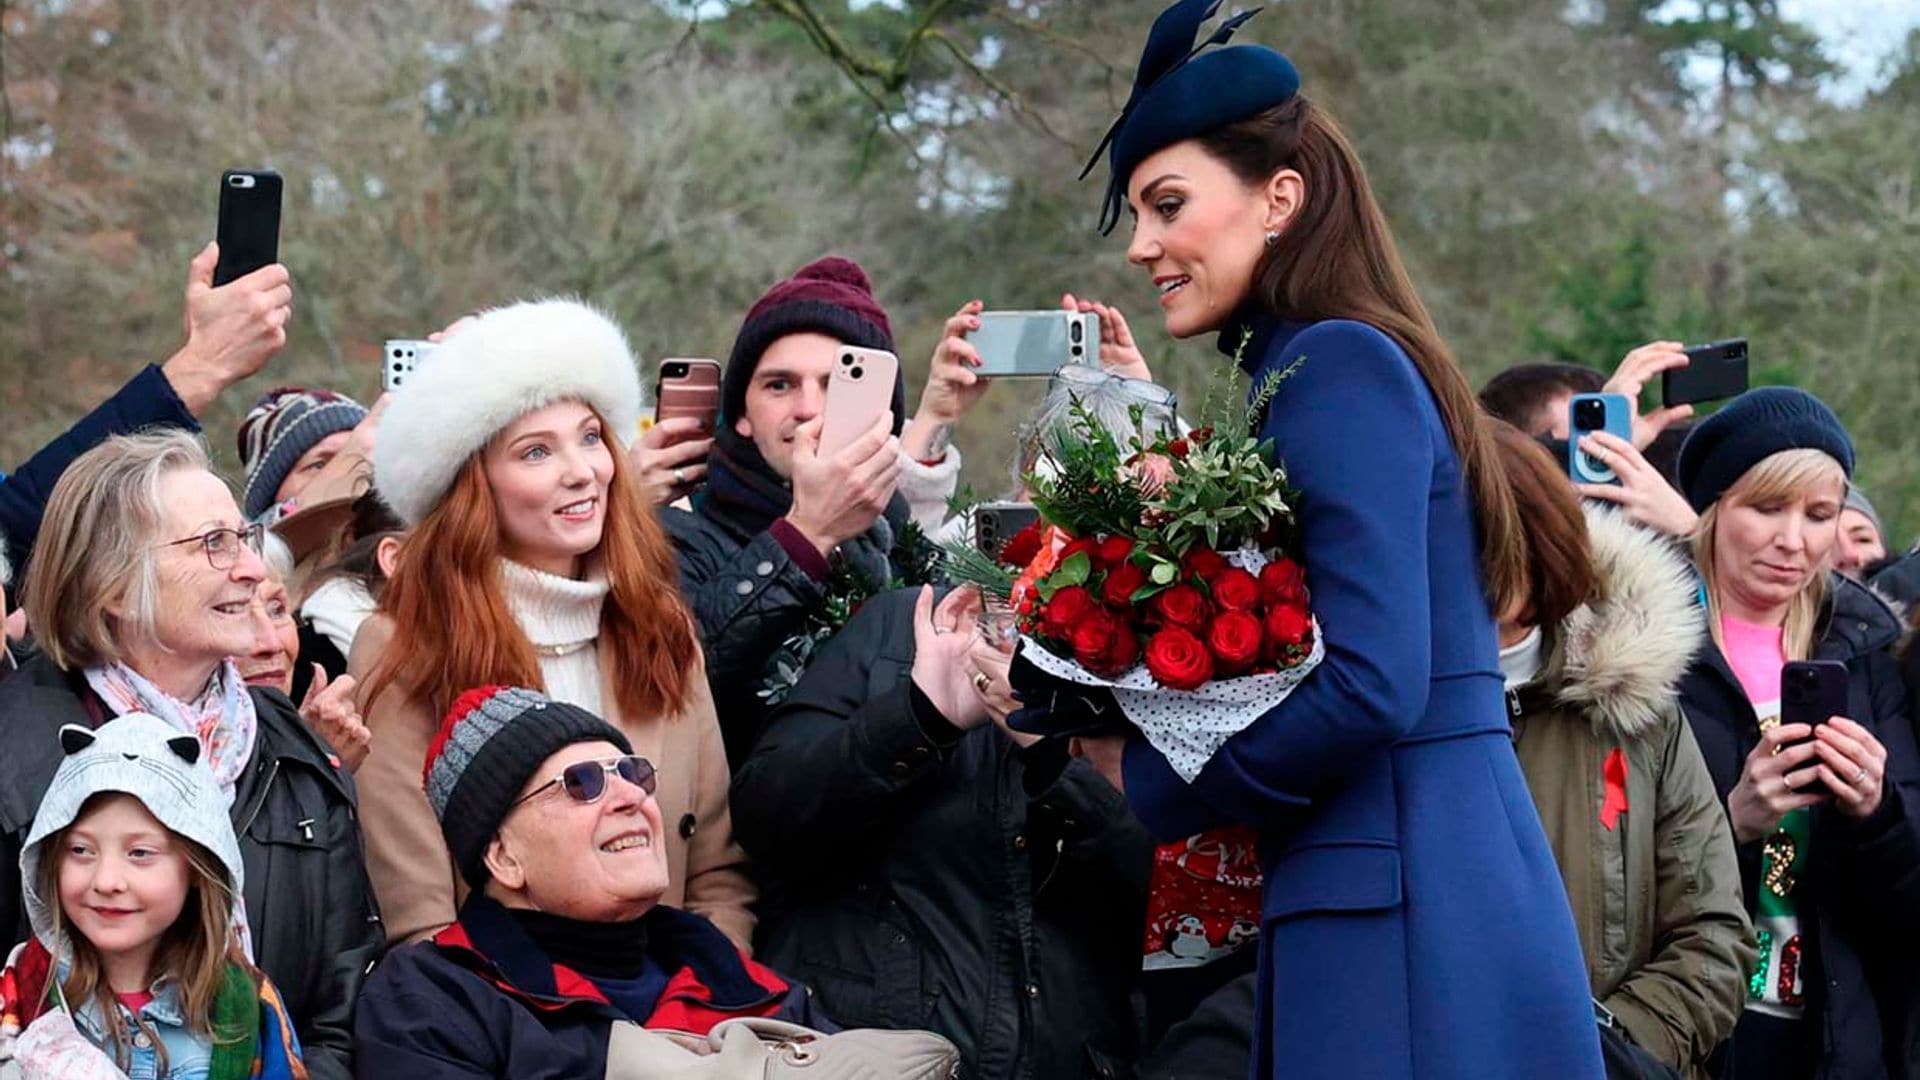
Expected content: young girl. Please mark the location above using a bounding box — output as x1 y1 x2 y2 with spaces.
0 714 304 1080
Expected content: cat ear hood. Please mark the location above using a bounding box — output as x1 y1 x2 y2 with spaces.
19 714 244 949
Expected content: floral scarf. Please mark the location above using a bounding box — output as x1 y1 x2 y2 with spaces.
83 660 259 801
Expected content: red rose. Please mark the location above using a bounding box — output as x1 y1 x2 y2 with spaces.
1206 611 1264 675
1041 585 1094 639
998 521 1043 569
1210 567 1261 612
1058 536 1100 570
1146 627 1215 691
1096 535 1136 570
1259 558 1308 607
1151 584 1211 631
1070 608 1140 677
1181 548 1230 583
1166 437 1190 460
1102 561 1148 608
1264 602 1313 651
1190 426 1215 445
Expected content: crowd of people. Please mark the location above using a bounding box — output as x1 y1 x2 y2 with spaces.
2 1 1919 1077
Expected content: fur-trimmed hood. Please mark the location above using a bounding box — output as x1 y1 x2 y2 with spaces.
1533 507 1706 742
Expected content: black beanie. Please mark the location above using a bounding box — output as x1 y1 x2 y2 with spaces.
1675 387 1855 512
422 685 635 887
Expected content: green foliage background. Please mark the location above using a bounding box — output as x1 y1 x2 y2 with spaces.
1 0 1914 540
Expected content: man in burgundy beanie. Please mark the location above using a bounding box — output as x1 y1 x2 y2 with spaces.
660 256 913 765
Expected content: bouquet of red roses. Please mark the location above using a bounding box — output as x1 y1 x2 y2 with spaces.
950 368 1322 780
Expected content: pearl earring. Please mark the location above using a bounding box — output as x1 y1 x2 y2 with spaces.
1264 229 1279 246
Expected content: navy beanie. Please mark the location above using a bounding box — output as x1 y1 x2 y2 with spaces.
1084 0 1301 234
1675 387 1854 512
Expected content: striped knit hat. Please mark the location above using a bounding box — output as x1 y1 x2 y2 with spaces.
238 386 369 521
422 685 633 887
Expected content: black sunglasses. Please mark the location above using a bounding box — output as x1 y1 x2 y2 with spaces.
513 754 657 808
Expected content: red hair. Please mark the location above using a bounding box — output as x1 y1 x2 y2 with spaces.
367 411 697 722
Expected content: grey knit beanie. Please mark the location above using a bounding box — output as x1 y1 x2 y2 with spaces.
422 685 633 887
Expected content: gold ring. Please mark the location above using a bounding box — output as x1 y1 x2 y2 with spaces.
972 671 991 694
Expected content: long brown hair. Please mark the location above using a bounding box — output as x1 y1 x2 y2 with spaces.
1198 97 1525 614
367 404 698 721
1488 420 1602 629
38 794 251 1071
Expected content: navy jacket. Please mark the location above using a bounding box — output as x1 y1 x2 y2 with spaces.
0 364 198 573
354 895 827 1079
1120 313 1604 1078
1679 575 1920 1079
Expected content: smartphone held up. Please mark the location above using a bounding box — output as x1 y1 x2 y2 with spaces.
1567 393 1632 485
654 359 722 434
819 346 899 458
1663 338 1748 408
970 310 1100 378
214 169 283 286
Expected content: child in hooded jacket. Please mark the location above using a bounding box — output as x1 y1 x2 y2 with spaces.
0 713 304 1080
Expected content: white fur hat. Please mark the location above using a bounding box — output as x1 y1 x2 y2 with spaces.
374 298 644 525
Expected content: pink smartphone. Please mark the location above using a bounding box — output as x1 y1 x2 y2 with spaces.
818 345 899 458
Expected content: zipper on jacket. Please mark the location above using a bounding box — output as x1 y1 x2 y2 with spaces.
239 758 282 837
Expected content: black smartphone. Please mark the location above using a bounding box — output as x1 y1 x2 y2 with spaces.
1781 659 1849 797
214 169 283 286
974 502 1040 562
1662 338 1748 408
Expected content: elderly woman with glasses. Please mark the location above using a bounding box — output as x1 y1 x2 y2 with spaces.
355 686 827 1078
0 429 382 1080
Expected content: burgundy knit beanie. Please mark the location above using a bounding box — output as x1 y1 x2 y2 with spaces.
721 256 905 433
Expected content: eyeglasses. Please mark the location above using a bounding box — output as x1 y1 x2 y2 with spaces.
1051 363 1179 408
513 754 657 808
157 523 266 570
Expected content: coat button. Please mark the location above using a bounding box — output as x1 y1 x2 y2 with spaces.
734 580 754 596
890 761 911 777
1013 835 1027 851
679 813 698 839
1025 983 1040 1000
756 560 775 576
133 1031 152 1049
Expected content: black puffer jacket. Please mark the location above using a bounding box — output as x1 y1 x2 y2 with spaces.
0 653 383 1080
1678 575 1920 1080
732 588 1154 1080
662 494 903 766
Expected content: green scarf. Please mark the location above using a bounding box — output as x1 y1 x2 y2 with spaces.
206 962 262 1080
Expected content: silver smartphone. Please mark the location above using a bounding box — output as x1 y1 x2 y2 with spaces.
971 310 1100 378
382 339 438 392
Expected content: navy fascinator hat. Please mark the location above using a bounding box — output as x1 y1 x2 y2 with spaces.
1082 0 1301 234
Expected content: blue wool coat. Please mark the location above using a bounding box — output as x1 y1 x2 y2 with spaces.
1122 313 1605 1079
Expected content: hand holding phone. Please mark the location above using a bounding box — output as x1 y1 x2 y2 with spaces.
973 502 1041 561
1567 394 1633 485
787 352 901 555
1780 660 1849 798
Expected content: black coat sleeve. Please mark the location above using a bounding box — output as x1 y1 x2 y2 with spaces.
730 591 958 873
1830 654 1920 944
0 365 198 572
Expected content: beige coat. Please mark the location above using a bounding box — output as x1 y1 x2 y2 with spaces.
347 615 757 950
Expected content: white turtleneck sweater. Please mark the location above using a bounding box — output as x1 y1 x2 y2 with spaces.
500 559 609 714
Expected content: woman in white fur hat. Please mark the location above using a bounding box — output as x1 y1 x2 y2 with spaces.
348 298 755 951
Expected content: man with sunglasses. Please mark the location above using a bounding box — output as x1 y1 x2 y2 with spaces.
355 685 828 1077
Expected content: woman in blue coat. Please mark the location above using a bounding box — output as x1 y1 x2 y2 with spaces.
1054 2 1606 1075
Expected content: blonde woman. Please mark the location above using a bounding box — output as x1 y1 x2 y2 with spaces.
1672 387 1920 1079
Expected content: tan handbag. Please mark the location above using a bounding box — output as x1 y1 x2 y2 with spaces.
606 1017 961 1079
